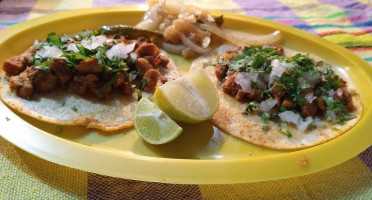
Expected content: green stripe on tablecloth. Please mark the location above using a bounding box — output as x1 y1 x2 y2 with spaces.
0 137 87 199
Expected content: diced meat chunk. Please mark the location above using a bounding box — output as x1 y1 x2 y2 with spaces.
235 89 246 101
76 57 102 74
9 73 33 98
143 69 159 92
114 74 126 88
30 69 58 92
301 102 318 117
135 58 153 74
334 87 354 112
3 56 26 76
73 74 99 95
153 55 170 68
221 73 240 96
90 81 112 98
281 98 295 109
246 89 263 102
50 58 73 86
315 98 326 112
135 43 160 58
215 64 228 81
121 82 133 95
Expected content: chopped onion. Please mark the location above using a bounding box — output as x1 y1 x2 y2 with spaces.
313 117 325 127
35 46 63 59
250 73 260 83
303 71 319 86
298 77 310 89
326 110 336 122
279 111 313 131
259 99 277 111
130 52 137 60
106 42 136 60
234 72 251 93
328 89 335 97
180 33 210 54
255 75 267 90
269 59 293 85
304 93 316 103
279 111 301 125
81 35 108 50
297 117 313 132
336 88 343 96
66 43 79 53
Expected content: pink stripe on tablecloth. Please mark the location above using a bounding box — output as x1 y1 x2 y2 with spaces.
232 0 316 33
0 0 38 22
93 0 146 7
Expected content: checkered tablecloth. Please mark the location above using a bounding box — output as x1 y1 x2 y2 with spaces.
0 0 371 199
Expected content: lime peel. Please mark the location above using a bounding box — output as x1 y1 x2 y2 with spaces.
134 97 183 145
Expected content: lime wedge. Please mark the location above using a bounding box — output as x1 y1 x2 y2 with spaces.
154 68 219 123
134 97 183 145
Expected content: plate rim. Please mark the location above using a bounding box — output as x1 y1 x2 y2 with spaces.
0 6 371 184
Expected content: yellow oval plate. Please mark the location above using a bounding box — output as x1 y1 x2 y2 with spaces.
0 6 371 184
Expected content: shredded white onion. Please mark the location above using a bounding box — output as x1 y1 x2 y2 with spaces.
106 42 136 60
35 46 63 59
180 33 210 54
234 72 251 93
159 41 186 54
259 99 277 111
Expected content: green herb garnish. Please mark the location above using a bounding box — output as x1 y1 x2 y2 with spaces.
278 129 293 137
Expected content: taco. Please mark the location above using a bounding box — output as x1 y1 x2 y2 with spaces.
0 29 180 131
191 45 362 150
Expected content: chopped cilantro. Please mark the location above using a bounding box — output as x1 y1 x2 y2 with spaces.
5 117 10 121
246 101 259 112
97 74 119 98
12 89 17 95
71 106 78 112
3 75 9 82
141 79 147 90
131 85 142 100
278 129 293 137
323 96 356 124
61 101 66 106
259 111 269 132
46 32 62 47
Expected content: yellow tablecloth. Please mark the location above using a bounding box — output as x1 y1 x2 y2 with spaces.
0 0 371 199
